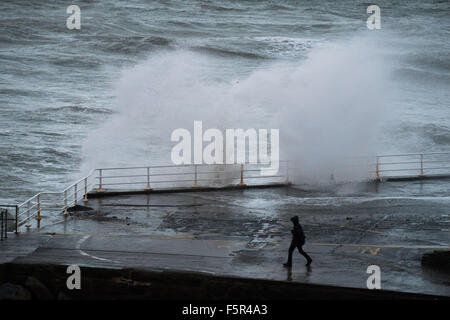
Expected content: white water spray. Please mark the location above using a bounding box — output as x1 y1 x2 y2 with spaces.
81 37 391 184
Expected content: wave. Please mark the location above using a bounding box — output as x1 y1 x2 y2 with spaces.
251 36 314 57
39 105 114 115
421 124 450 146
389 123 450 150
265 2 296 10
0 88 44 97
2 147 74 168
50 57 102 69
190 45 267 59
92 35 172 54
200 3 244 12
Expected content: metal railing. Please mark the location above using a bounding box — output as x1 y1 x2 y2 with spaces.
0 205 18 237
1 162 289 233
0 209 8 240
1 152 449 233
95 162 288 192
374 152 450 181
0 169 97 233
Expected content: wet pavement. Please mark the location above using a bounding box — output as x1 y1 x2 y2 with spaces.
2 180 449 297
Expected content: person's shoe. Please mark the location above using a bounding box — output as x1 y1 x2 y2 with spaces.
283 263 292 268
306 258 312 266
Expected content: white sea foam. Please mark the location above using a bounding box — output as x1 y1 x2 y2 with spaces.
81 37 392 186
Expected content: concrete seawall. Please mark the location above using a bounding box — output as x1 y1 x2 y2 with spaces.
0 263 446 300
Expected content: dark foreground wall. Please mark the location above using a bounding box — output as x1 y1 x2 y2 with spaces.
0 263 446 300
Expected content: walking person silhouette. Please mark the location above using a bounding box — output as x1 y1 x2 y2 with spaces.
283 216 312 267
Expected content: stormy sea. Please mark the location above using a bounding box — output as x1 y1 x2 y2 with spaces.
0 0 449 203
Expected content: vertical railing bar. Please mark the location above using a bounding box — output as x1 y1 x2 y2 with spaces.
285 160 291 185
74 184 77 206
25 200 31 229
15 205 19 234
97 169 104 192
238 163 246 187
419 154 425 177
192 165 200 188
5 211 8 239
36 194 41 229
83 177 88 203
375 156 381 181
1 210 4 240
63 190 68 216
146 167 152 191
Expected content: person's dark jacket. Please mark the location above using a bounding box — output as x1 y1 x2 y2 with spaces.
290 216 305 244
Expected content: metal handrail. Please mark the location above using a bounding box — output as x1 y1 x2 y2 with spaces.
0 209 7 240
0 205 19 234
95 162 274 171
2 169 97 232
0 206 18 239
377 152 450 157
2 152 449 233
375 152 450 181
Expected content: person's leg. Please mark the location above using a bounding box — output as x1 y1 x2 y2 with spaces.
297 245 312 265
284 242 296 267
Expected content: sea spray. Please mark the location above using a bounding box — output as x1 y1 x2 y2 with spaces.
81 37 391 184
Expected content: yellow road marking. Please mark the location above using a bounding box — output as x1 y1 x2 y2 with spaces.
361 247 381 255
258 243 268 250
312 242 402 249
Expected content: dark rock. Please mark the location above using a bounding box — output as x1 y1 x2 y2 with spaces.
68 205 93 212
0 283 32 300
57 291 70 300
24 276 55 300
67 205 98 217
422 250 450 272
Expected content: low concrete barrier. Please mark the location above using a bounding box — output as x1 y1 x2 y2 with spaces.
1 263 446 300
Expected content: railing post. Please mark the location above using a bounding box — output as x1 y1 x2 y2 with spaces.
146 167 152 191
97 169 105 192
2 210 5 240
15 205 19 234
26 201 31 230
419 154 425 177
5 211 9 239
74 184 78 206
63 190 68 217
83 177 89 203
192 165 200 188
375 156 381 181
285 161 291 185
1 210 4 241
238 163 246 187
36 194 41 229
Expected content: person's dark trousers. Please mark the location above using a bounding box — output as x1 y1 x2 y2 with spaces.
287 241 312 266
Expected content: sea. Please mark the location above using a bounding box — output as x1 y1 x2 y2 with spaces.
0 0 449 203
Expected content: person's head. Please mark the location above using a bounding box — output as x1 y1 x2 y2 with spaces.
290 216 299 224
